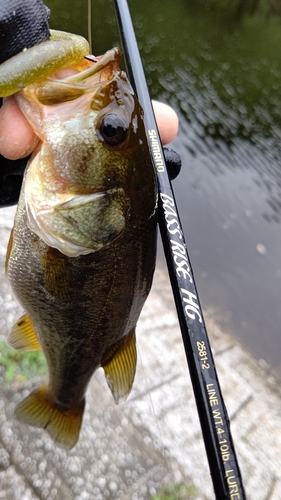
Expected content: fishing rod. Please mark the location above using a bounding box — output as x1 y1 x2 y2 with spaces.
112 1 247 498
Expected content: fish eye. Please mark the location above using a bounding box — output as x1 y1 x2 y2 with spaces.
98 114 128 146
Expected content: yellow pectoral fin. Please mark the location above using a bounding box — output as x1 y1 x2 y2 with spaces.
15 384 85 450
5 227 14 274
102 329 137 404
41 247 71 299
8 314 41 351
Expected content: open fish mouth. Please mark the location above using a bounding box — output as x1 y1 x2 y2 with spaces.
26 187 129 257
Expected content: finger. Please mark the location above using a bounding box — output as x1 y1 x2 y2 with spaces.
152 100 179 145
0 96 39 160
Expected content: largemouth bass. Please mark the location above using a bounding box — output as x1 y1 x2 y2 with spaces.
6 46 157 449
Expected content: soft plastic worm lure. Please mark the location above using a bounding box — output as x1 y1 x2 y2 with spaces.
0 30 89 97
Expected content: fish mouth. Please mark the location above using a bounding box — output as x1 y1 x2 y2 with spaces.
25 187 128 257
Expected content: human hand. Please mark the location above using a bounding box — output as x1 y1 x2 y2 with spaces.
0 96 179 161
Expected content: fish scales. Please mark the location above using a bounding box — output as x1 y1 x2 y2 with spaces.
6 45 157 449
9 188 156 406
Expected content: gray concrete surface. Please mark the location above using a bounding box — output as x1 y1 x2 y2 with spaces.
1 206 281 499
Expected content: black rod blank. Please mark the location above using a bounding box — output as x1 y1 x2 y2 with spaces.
112 1 247 498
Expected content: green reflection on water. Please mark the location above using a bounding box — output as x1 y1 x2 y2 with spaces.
44 0 281 141
44 0 118 53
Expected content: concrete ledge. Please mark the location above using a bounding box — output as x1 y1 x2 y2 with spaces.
1 206 281 499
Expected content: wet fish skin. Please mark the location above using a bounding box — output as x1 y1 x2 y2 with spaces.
6 49 157 449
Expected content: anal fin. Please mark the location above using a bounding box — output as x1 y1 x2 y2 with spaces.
101 329 137 404
15 384 85 450
8 314 41 351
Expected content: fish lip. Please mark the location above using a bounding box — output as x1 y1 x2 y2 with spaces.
60 48 120 85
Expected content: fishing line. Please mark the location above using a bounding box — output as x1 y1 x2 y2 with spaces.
87 0 92 54
136 343 180 500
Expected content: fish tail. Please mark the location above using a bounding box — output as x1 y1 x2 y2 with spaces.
15 384 85 450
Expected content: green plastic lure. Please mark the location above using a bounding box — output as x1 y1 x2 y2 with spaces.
0 30 89 97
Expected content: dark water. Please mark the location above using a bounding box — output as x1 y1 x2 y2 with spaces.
45 0 281 378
